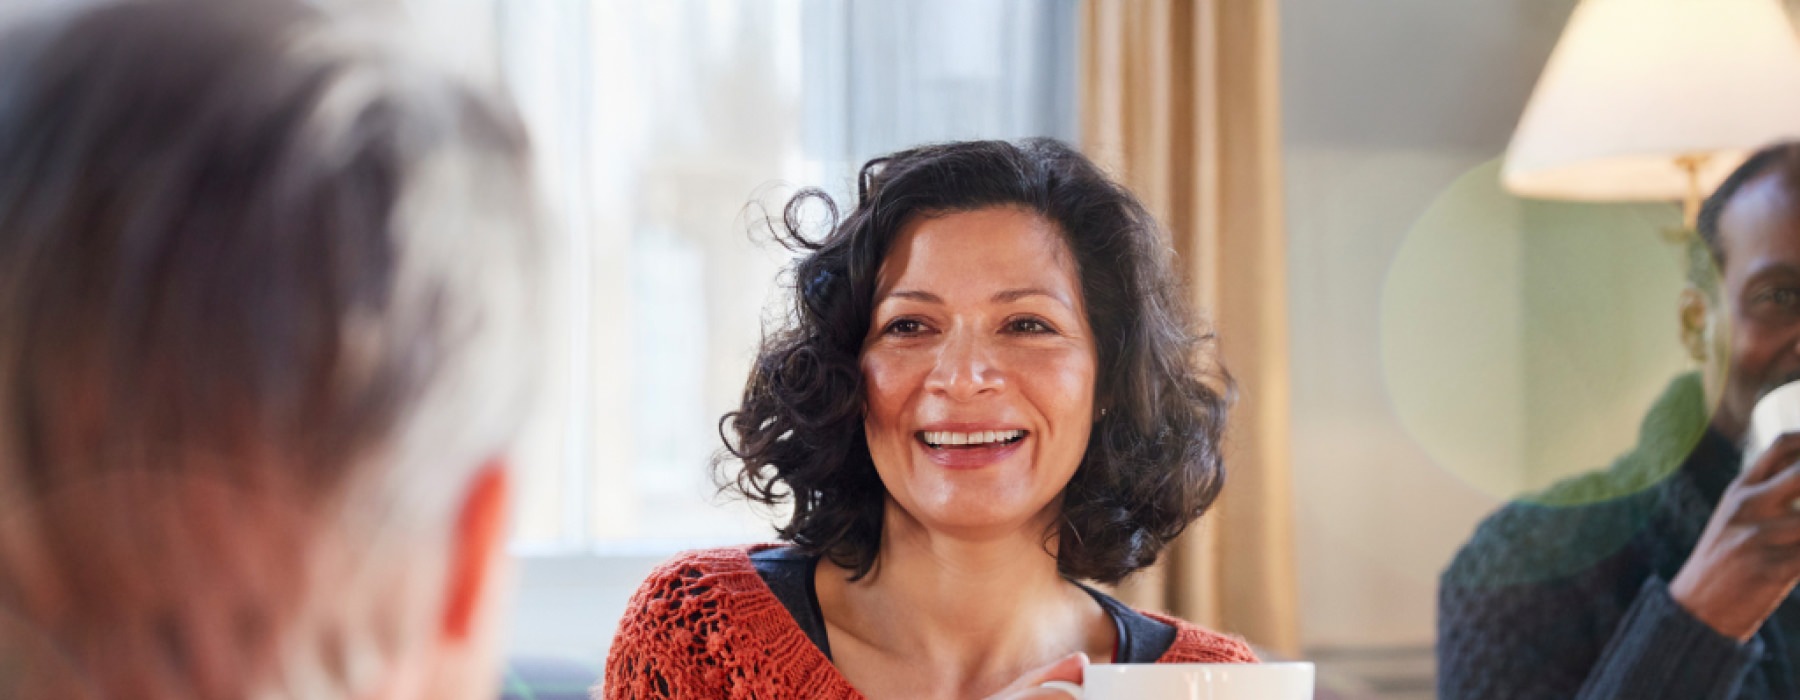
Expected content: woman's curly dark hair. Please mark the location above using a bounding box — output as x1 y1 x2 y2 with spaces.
719 138 1230 584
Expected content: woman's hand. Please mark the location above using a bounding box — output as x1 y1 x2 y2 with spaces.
1670 432 1800 641
981 652 1088 699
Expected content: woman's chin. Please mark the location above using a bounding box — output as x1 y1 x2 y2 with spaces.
903 496 1054 538
884 462 1069 538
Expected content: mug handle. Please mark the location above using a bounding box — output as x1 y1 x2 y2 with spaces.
1038 680 1083 699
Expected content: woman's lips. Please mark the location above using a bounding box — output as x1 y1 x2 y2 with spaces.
914 430 1029 469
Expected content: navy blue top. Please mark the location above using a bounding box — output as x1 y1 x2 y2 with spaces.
749 545 1178 663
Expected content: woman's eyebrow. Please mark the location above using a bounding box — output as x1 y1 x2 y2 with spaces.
882 289 943 304
992 287 1072 307
877 287 1073 307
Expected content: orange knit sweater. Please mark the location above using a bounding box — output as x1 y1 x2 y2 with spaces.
602 545 1259 699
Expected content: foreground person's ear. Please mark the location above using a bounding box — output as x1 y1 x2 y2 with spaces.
443 460 511 640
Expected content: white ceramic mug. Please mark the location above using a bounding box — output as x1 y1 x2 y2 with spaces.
1745 380 1800 472
1040 662 1314 700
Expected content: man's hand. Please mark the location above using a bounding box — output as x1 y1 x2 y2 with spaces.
1670 432 1800 641
982 652 1087 700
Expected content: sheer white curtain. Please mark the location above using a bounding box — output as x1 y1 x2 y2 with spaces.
491 0 1078 552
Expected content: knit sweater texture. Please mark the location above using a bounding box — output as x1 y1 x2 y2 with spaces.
1438 373 1796 699
602 545 1258 698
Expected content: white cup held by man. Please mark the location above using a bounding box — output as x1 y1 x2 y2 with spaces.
1042 662 1314 699
1745 380 1800 472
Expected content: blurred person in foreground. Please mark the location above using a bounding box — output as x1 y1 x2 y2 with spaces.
1440 142 1800 699
0 1 545 698
603 139 1257 700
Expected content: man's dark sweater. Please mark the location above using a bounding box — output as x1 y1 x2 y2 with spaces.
1439 374 1800 699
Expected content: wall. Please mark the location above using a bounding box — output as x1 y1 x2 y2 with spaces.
1282 0 1690 652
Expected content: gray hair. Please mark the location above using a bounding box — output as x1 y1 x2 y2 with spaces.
0 1 543 697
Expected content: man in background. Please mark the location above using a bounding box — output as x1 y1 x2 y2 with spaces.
1440 143 1800 698
0 1 546 698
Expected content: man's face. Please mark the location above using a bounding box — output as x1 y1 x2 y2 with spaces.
1706 173 1800 442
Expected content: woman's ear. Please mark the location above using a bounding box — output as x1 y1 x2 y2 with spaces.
1679 286 1711 364
441 460 510 641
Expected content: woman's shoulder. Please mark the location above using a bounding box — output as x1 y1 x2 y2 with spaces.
618 545 793 616
641 544 762 582
1140 611 1260 664
604 544 846 698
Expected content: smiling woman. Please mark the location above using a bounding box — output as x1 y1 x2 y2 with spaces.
859 207 1102 546
602 139 1255 699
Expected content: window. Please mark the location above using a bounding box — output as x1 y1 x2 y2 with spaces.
492 0 1078 553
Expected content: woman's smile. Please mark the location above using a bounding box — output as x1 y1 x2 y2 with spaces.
915 424 1032 469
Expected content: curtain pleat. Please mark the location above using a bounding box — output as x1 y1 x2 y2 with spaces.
1080 0 1301 657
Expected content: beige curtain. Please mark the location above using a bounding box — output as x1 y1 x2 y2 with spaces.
1081 0 1301 657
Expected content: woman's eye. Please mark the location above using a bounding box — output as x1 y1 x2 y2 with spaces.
883 318 926 335
1007 317 1056 334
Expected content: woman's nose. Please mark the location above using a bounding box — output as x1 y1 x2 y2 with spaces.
923 330 1005 400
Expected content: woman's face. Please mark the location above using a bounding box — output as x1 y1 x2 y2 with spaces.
860 206 1098 538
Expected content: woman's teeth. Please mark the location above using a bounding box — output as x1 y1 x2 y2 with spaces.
920 429 1027 448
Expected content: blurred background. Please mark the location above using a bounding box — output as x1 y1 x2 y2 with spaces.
396 1 1800 698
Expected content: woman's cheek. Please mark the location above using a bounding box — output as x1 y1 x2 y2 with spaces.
1018 349 1097 409
859 351 921 441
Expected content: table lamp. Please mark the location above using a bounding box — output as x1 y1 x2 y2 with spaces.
1503 0 1800 229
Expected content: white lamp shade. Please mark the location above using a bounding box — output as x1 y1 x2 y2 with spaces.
1503 0 1800 201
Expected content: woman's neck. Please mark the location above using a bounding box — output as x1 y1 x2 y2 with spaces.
814 498 1112 697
